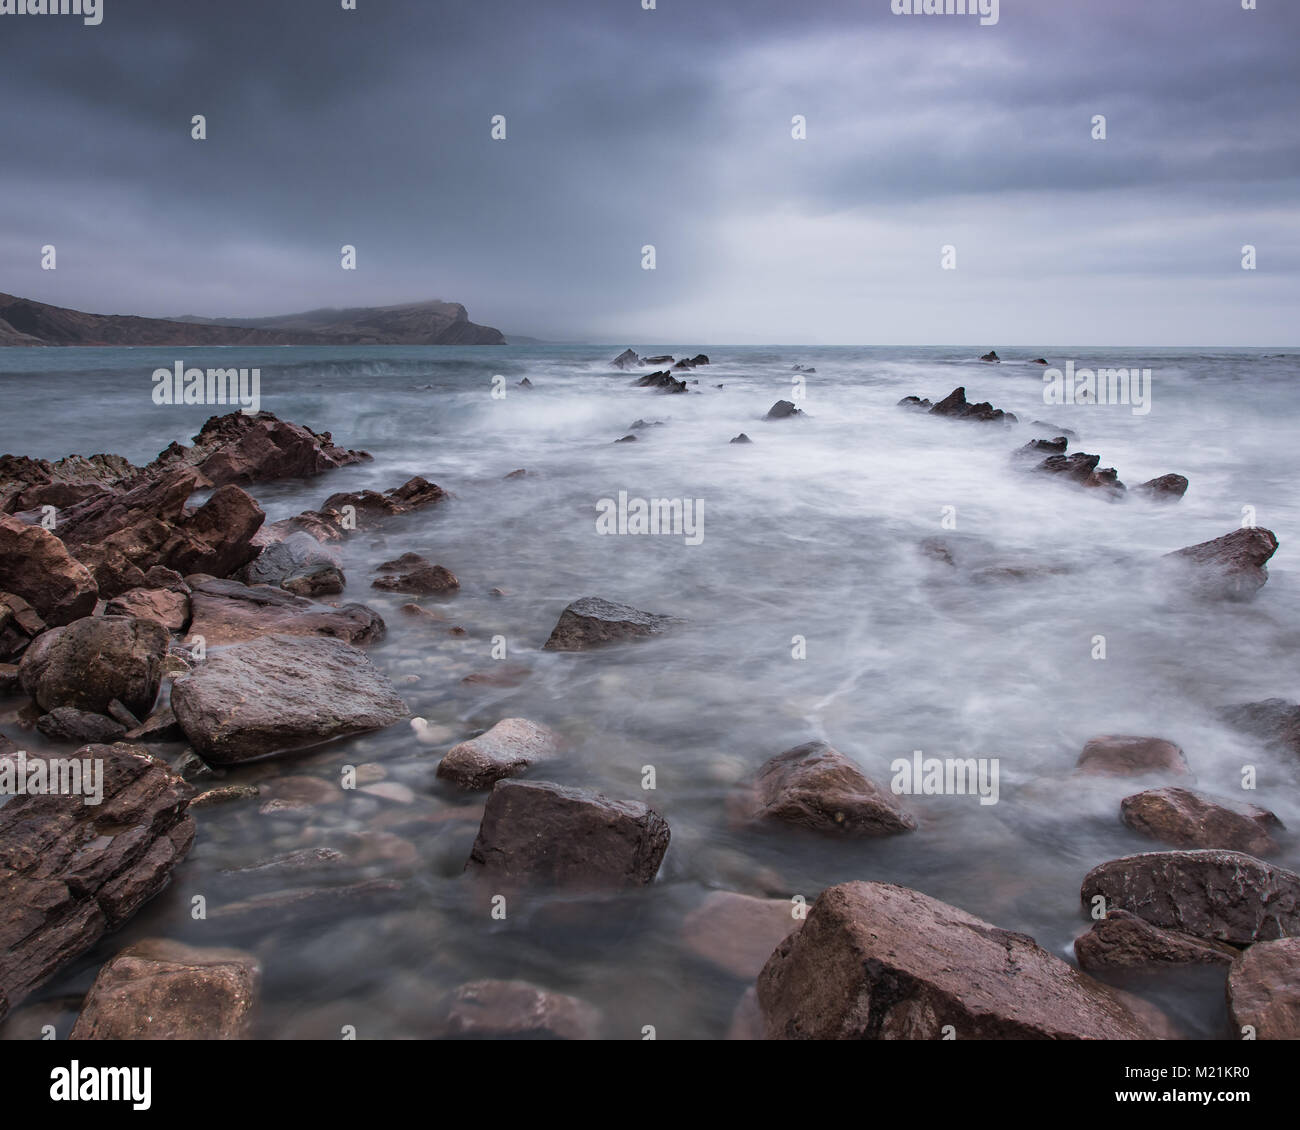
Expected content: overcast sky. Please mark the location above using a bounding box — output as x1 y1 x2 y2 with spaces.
1 0 1296 344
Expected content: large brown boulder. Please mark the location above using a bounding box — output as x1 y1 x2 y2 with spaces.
0 744 196 1023
1080 850 1300 945
757 882 1153 1039
0 515 98 625
745 740 915 837
69 939 260 1040
1226 937 1300 1039
170 633 408 765
1120 787 1281 854
465 779 670 889
436 717 560 791
1074 909 1239 971
542 596 679 651
18 615 169 717
1162 527 1279 600
186 577 384 645
149 411 370 486
1075 735 1189 777
55 469 264 597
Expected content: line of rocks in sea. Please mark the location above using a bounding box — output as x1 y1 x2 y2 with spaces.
3 370 1298 1039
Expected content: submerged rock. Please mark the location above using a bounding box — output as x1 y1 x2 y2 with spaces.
1075 735 1189 778
1162 527 1279 601
436 717 560 791
729 433 753 445
1220 699 1300 759
19 615 168 717
681 891 802 980
757 882 1153 1039
542 596 679 651
1120 787 1281 854
1080 849 1300 945
465 779 670 889
69 939 260 1040
1074 909 1239 971
170 634 409 765
0 744 196 1023
745 740 915 838
440 980 599 1040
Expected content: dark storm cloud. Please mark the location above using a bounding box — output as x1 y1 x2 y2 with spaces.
1 0 1297 343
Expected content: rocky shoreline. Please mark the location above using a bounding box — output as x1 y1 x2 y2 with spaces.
1 356 1296 1040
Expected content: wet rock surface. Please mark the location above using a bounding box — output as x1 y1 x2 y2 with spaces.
1120 787 1281 854
757 882 1153 1039
0 514 99 626
70 939 261 1040
436 717 560 790
0 744 196 1022
19 615 168 717
1226 937 1300 1040
187 577 385 645
1080 850 1300 945
1162 527 1279 600
746 740 916 838
170 634 409 764
542 596 679 651
465 779 670 889
1074 909 1240 971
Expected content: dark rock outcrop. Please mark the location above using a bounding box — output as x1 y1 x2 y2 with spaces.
765 400 803 420
611 349 641 370
980 350 1000 363
149 411 369 487
757 882 1153 1039
1221 699 1300 759
465 779 670 889
929 386 1016 424
1080 850 1300 945
36 708 127 744
170 634 409 765
0 744 196 1023
1134 474 1189 501
1162 527 1279 601
729 433 753 445
634 371 687 393
542 596 679 651
0 592 46 661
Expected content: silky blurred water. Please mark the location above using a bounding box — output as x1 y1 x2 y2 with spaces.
2 344 1298 1039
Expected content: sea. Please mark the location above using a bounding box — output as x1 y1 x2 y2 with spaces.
2 343 1298 1039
